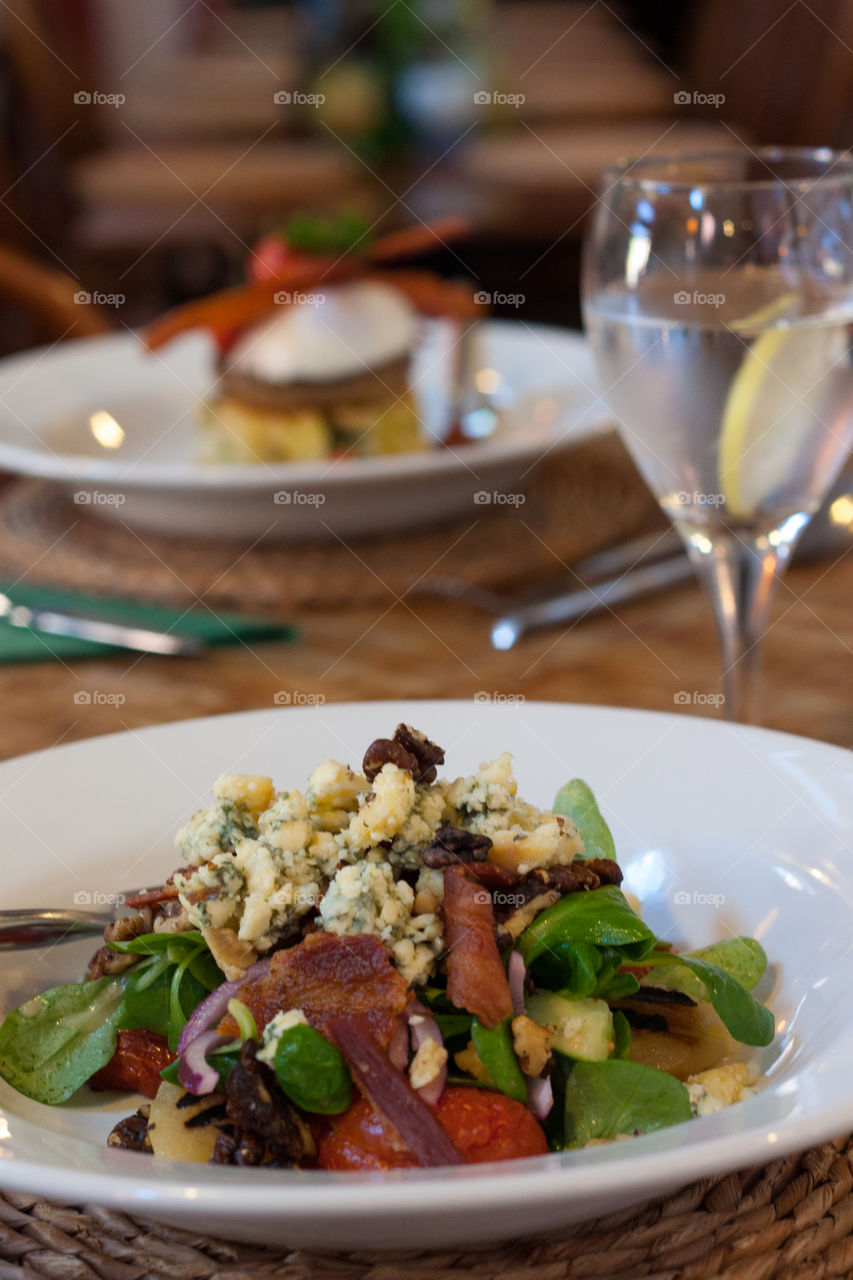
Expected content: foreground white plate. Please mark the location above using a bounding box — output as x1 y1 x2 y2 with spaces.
0 323 607 540
0 700 851 1250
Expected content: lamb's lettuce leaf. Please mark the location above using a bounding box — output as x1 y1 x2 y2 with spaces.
0 977 125 1105
563 1059 691 1148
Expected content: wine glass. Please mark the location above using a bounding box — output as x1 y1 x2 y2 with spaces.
582 147 853 723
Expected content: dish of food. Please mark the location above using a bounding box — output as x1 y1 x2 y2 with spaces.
0 721 775 1174
0 700 849 1250
145 215 480 464
0 322 607 540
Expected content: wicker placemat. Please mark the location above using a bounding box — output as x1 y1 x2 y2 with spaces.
0 435 661 614
2 1135 852 1280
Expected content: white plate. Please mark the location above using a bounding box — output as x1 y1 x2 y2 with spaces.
1 700 851 1250
0 323 607 541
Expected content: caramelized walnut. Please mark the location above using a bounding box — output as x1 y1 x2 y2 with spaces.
423 824 493 868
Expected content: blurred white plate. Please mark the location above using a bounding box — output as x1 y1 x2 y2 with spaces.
0 323 608 541
0 700 851 1250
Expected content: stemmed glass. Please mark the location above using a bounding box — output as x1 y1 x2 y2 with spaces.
582 148 853 723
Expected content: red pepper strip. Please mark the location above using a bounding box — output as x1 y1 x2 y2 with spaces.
368 216 472 263
327 1015 463 1168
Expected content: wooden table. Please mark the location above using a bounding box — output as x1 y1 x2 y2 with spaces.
1 552 850 762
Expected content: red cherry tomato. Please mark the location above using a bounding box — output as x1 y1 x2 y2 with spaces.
248 234 316 284
316 1087 548 1171
89 1029 174 1099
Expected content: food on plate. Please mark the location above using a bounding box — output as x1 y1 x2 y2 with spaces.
144 214 479 463
0 725 774 1170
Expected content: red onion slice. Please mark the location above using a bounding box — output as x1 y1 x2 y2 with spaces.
508 950 527 1018
388 1015 410 1071
507 953 553 1119
407 1004 447 1106
176 956 271 1056
527 1072 554 1121
178 1029 232 1096
327 1015 463 1168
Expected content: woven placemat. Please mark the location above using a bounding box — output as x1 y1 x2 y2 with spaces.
1 1135 852 1279
0 434 661 614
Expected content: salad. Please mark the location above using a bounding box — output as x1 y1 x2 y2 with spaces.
0 725 775 1169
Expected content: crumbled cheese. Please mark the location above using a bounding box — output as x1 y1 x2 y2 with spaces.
338 763 416 856
318 859 443 984
213 774 276 817
446 753 545 837
389 785 447 868
686 1062 757 1117
256 1008 308 1065
409 1037 448 1090
489 815 584 875
306 760 366 833
175 788 340 949
175 798 259 866
446 752 517 816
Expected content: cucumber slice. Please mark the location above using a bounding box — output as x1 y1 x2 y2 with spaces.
525 992 615 1062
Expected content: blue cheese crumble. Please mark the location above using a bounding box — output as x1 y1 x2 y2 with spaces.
686 1063 757 1116
319 860 443 985
256 1008 308 1065
171 750 581 985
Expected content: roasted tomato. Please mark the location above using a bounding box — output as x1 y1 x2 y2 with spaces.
89 1029 175 1099
317 1087 548 1170
435 1087 548 1163
316 1098 417 1171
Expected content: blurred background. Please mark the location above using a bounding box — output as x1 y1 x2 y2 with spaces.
2 0 852 348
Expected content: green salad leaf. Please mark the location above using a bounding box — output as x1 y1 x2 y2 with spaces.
272 1023 352 1114
116 934 221 1051
471 1017 527 1103
638 939 773 1047
553 779 616 860
676 955 774 1046
641 937 767 999
563 1059 691 1148
0 978 125 1105
517 886 656 966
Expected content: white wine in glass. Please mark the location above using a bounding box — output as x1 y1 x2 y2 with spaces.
583 149 853 722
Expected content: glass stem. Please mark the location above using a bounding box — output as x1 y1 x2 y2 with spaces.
682 517 806 724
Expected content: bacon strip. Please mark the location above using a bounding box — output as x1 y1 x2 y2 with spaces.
442 866 513 1029
123 884 179 908
218 932 408 1050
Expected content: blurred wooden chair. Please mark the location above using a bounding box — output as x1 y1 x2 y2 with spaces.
0 242 112 353
684 0 853 147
